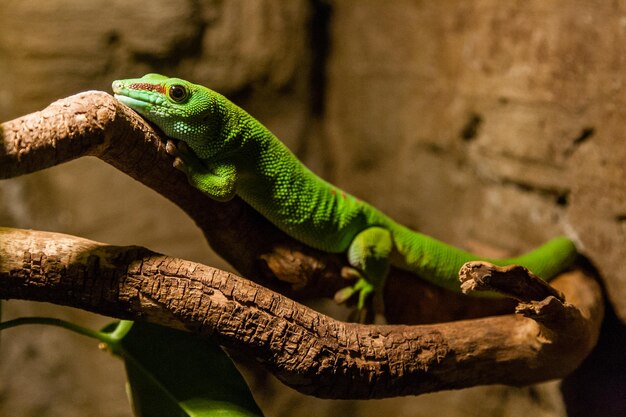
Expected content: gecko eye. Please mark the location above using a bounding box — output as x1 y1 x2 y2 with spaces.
168 85 189 103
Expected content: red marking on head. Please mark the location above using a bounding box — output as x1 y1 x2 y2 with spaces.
129 82 166 94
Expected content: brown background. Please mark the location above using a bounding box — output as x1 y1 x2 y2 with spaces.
0 1 624 416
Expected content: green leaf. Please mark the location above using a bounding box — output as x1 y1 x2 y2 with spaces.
0 315 261 416
115 322 264 417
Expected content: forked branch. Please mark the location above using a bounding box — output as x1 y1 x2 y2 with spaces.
0 93 604 397
0 91 515 323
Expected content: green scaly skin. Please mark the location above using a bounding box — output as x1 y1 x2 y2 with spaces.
112 74 578 318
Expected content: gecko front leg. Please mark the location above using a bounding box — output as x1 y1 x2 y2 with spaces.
166 140 238 202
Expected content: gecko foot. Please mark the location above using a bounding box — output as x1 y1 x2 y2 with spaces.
334 272 376 323
165 140 202 176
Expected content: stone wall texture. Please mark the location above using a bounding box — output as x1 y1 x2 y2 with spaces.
0 1 624 416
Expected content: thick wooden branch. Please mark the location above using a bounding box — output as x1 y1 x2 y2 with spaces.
0 228 603 399
0 91 515 324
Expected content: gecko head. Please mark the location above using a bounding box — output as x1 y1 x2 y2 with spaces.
112 74 222 148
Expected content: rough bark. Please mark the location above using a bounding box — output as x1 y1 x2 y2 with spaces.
0 227 603 399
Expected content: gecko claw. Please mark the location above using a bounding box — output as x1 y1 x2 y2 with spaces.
172 157 186 172
165 140 178 156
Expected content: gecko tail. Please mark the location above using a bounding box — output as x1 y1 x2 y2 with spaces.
499 236 578 281
392 226 578 292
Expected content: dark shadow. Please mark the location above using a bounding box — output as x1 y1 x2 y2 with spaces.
561 281 626 417
309 0 332 117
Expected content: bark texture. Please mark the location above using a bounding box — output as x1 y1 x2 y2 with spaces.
0 227 603 399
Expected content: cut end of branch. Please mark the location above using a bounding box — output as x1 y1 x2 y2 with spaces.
459 261 565 303
516 295 567 320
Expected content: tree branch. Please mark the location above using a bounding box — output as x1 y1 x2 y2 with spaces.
0 227 603 399
0 93 605 397
0 91 515 324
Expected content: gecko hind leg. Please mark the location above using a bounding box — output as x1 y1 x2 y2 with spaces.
334 227 392 322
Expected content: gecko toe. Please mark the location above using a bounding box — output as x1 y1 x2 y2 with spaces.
172 157 186 172
165 140 178 156
334 286 357 304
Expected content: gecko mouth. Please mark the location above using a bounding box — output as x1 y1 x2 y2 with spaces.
114 94 151 112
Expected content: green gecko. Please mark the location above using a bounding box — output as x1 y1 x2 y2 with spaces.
112 74 577 318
